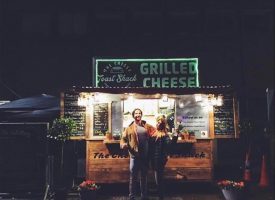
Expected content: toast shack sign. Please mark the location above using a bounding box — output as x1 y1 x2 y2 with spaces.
93 58 199 88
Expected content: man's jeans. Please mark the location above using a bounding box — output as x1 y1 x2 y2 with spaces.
129 157 148 200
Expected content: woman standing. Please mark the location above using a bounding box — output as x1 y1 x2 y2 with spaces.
150 115 178 200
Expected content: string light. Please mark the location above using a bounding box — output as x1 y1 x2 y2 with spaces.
216 95 223 106
208 94 223 106
179 99 184 108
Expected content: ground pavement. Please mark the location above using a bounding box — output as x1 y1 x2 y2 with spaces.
0 182 273 199
68 182 274 200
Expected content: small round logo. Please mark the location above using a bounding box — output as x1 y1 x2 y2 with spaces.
98 61 136 87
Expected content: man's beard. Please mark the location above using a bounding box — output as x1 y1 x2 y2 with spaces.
135 116 141 121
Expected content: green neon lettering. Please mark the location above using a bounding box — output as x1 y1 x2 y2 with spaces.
172 63 179 74
150 63 159 74
159 63 164 74
164 64 171 74
179 77 187 87
188 77 196 87
151 77 160 87
170 77 178 88
162 77 169 87
143 78 150 87
140 63 149 74
180 63 188 74
189 62 197 74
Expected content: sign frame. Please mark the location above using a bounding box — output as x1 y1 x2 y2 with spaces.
92 58 199 88
92 103 109 140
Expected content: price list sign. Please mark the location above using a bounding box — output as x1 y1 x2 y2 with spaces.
176 95 209 138
93 103 109 137
63 92 86 136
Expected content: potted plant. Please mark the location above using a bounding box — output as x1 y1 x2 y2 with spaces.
181 128 189 140
78 180 100 200
217 180 245 200
189 131 195 140
47 117 77 198
105 130 112 140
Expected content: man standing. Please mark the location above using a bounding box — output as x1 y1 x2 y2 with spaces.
120 108 155 200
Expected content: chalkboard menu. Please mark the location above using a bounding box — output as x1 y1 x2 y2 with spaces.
93 103 109 137
214 94 235 136
63 92 86 136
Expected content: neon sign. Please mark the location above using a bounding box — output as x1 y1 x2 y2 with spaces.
93 58 199 88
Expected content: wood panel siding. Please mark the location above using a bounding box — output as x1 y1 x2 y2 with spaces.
86 139 213 183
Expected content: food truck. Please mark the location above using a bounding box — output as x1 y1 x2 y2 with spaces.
61 58 239 183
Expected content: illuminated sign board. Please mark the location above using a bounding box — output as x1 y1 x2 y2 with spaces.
93 58 199 88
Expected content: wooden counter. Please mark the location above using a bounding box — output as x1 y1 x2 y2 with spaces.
86 139 213 183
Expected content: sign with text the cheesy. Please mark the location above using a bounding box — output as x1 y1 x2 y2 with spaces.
93 58 199 88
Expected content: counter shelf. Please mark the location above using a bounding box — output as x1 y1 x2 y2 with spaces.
177 138 197 143
69 136 86 140
103 138 197 144
103 139 120 144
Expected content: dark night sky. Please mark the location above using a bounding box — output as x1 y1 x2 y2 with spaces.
0 0 274 120
0 2 273 194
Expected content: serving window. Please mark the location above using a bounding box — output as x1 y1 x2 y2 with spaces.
62 91 238 140
123 98 175 129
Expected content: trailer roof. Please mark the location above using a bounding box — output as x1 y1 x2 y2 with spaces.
66 85 234 95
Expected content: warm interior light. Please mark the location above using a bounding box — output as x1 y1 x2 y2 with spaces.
128 93 134 101
77 97 86 106
200 100 207 107
123 93 135 113
77 93 95 107
210 97 217 105
195 94 202 102
204 94 223 106
78 93 89 106
94 92 100 102
88 96 94 105
216 95 223 106
179 100 184 108
162 94 168 102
